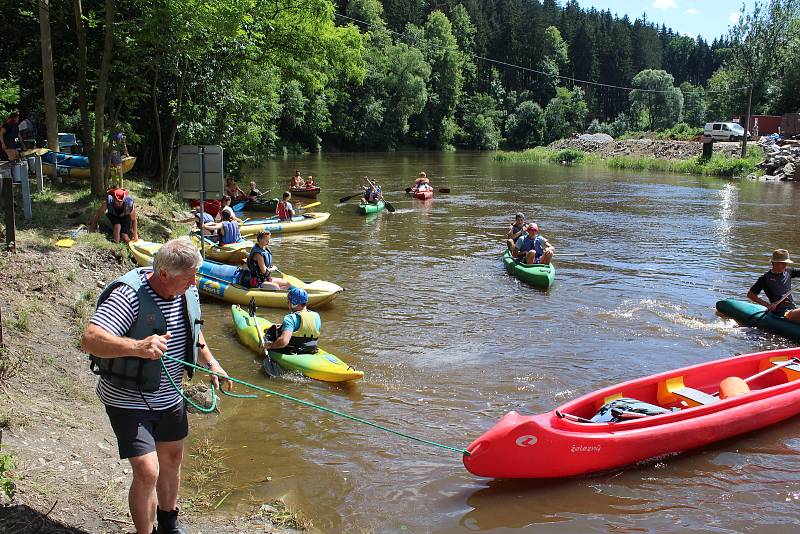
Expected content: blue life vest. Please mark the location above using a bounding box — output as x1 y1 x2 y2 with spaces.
219 220 240 245
246 244 272 286
107 195 134 217
89 268 202 392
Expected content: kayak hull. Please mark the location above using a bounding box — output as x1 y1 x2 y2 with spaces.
716 298 800 342
189 199 222 217
128 241 342 308
357 200 385 215
502 250 555 289
190 234 253 265
464 347 800 479
243 198 279 212
230 305 363 382
238 212 330 236
289 187 321 198
42 155 136 180
412 189 433 200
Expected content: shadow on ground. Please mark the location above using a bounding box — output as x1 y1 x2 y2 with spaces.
0 505 90 534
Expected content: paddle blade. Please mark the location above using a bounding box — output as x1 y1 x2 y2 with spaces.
438 188 450 193
339 194 357 203
262 355 283 378
301 201 321 210
232 201 246 211
247 297 256 318
384 200 396 213
404 187 413 193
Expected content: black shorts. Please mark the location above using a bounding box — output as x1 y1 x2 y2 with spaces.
106 212 132 236
105 402 188 459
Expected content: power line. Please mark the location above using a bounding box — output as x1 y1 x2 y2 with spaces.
334 12 748 96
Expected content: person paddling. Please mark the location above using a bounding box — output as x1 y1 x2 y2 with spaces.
508 223 555 265
290 170 305 189
89 188 139 243
362 178 382 204
262 287 321 354
275 191 294 220
244 230 289 290
413 171 431 190
506 212 527 241
747 249 800 322
247 181 262 200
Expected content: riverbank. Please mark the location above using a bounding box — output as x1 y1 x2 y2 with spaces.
495 138 764 177
0 179 307 533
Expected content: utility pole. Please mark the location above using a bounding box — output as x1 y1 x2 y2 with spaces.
39 0 59 165
741 85 752 158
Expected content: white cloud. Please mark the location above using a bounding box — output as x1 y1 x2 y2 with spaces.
686 7 697 15
729 12 740 23
653 0 677 9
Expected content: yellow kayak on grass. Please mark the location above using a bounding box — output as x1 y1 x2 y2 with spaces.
238 212 330 237
231 305 363 383
190 233 253 265
42 156 136 180
128 240 344 309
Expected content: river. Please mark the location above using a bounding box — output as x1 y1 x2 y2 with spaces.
192 151 800 533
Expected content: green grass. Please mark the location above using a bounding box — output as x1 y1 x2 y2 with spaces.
0 450 16 500
496 146 763 177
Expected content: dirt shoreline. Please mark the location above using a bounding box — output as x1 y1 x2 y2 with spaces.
547 136 745 159
0 237 303 533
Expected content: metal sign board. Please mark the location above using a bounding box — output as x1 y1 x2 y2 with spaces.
178 145 224 199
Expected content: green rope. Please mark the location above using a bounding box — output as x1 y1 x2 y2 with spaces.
163 354 469 456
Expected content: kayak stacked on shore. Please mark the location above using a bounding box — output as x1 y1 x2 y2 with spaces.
464 347 800 479
190 234 253 264
230 305 363 382
716 298 800 342
40 151 136 180
502 250 555 289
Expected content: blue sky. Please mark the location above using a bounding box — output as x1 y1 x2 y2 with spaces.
572 0 759 40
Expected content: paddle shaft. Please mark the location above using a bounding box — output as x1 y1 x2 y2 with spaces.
555 410 593 423
743 357 800 384
249 300 282 378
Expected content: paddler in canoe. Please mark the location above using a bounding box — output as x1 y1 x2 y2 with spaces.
262 287 321 355
508 222 555 265
505 212 527 241
305 175 316 188
747 249 800 322
361 177 382 204
225 177 247 201
290 169 305 189
201 209 242 245
247 181 262 201
240 230 290 290
275 191 295 220
411 171 433 193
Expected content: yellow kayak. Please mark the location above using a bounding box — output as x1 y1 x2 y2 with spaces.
231 305 363 382
190 233 253 264
128 240 344 309
238 212 330 237
42 156 136 180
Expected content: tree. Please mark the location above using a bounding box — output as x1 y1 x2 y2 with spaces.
456 93 503 149
628 69 683 130
38 0 58 160
505 100 545 148
543 86 588 143
680 82 706 126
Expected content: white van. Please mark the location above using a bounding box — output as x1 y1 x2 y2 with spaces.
704 122 746 141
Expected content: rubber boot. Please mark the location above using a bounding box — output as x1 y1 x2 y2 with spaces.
156 506 188 534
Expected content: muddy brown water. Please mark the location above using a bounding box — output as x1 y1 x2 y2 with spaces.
192 152 800 532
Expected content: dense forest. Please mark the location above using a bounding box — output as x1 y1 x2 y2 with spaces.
1 0 798 192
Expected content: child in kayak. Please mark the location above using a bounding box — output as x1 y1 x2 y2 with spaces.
747 249 800 322
263 287 321 355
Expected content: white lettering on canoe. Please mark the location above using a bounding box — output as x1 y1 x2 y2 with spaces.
515 435 538 447
571 444 602 453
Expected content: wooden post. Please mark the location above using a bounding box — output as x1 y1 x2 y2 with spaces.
741 85 752 158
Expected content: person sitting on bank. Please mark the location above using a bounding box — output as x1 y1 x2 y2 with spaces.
290 170 305 189
506 212 527 241
262 287 320 354
224 178 247 201
202 210 241 245
747 249 800 322
193 209 217 242
244 230 289 290
362 178 382 204
216 195 243 223
89 188 139 243
509 223 555 264
275 191 294 220
247 181 262 200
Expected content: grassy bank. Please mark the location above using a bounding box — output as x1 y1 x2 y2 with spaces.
495 145 764 177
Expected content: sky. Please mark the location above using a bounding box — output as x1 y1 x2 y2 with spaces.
572 0 759 40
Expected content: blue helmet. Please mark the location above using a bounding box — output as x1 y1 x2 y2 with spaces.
287 287 308 306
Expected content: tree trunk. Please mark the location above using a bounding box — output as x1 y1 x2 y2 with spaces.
165 59 188 192
152 68 164 189
91 0 115 196
73 0 93 158
38 0 59 181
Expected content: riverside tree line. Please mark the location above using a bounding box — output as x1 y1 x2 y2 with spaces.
1 0 799 193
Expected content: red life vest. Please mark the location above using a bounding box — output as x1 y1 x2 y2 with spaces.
276 201 290 220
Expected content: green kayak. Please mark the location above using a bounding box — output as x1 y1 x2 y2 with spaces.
502 250 555 289
716 298 800 342
357 200 385 215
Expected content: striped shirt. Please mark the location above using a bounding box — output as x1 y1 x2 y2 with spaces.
91 270 197 410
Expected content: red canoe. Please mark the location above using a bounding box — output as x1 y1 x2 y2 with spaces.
411 189 433 200
463 347 800 479
189 199 221 217
290 186 320 198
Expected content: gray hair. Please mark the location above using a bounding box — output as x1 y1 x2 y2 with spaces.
153 237 202 276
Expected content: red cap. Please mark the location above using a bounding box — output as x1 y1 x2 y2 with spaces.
526 223 539 232
112 188 127 201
